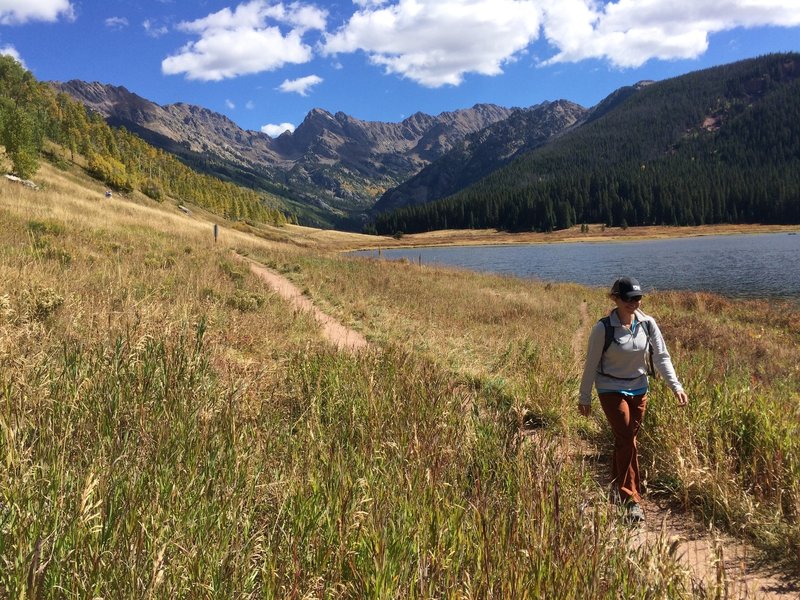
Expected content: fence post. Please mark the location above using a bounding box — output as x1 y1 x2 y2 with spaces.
213 224 219 243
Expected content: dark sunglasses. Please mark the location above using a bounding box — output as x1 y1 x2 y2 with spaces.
624 296 643 302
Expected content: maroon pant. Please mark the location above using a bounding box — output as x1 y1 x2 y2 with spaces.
599 392 648 504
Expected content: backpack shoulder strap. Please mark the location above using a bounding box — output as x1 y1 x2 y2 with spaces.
599 316 614 353
598 314 654 380
641 318 653 338
639 317 657 377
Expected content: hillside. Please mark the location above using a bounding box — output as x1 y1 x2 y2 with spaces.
374 53 800 234
0 56 288 228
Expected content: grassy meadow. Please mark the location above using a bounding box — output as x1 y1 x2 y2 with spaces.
1 161 798 597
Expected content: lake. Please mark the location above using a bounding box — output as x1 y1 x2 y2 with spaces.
353 232 800 300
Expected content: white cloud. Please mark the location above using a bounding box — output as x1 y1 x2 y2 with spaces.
0 44 25 67
323 0 544 87
105 16 129 30
162 1 327 81
261 122 296 137
246 100 256 109
262 2 326 32
159 0 800 87
0 0 74 24
225 99 236 109
278 74 323 95
144 18 169 38
542 0 800 68
323 0 800 86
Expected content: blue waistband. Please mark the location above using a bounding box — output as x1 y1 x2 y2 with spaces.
597 386 648 397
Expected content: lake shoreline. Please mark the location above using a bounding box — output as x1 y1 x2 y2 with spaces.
336 223 800 252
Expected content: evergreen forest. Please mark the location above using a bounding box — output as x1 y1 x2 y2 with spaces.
373 54 800 234
0 56 287 226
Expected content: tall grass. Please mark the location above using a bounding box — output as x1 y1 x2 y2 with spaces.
1 163 796 595
641 293 800 564
1 328 690 597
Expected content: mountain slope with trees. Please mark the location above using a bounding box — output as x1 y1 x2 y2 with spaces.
373 53 800 234
0 56 286 226
372 100 588 215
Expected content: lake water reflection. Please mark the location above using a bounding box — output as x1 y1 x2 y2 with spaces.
354 233 800 299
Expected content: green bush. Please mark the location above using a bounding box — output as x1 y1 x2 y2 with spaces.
141 178 164 201
23 286 64 321
226 289 267 312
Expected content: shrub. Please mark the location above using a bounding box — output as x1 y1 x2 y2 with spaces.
23 287 64 321
226 290 267 312
218 259 246 286
27 220 65 237
141 178 164 201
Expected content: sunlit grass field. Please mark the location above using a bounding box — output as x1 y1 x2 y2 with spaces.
1 162 798 597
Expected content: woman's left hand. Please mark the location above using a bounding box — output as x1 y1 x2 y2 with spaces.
674 390 689 406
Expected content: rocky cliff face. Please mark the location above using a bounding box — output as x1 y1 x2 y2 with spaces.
50 80 516 224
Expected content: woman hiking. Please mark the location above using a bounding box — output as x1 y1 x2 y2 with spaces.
579 276 689 523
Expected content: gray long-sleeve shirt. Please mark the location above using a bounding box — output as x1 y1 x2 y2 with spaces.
579 309 684 406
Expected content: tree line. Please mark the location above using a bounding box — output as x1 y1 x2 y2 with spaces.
0 56 286 226
373 53 800 234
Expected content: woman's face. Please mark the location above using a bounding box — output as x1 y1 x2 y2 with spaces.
613 295 642 314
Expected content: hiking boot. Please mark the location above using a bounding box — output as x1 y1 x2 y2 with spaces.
626 503 645 524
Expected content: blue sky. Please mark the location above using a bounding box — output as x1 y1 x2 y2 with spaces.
2 1 800 137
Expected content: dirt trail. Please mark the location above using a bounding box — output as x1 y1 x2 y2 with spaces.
571 301 590 361
244 257 369 353
572 301 798 598
632 503 798 598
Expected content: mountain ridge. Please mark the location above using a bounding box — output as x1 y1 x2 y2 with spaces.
50 80 522 227
51 54 800 235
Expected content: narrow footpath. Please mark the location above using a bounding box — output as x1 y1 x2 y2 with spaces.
243 256 369 353
573 301 798 599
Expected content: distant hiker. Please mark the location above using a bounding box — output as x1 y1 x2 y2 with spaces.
578 276 689 523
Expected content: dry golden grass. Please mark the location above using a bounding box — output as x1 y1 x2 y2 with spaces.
1 158 798 596
0 162 330 382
